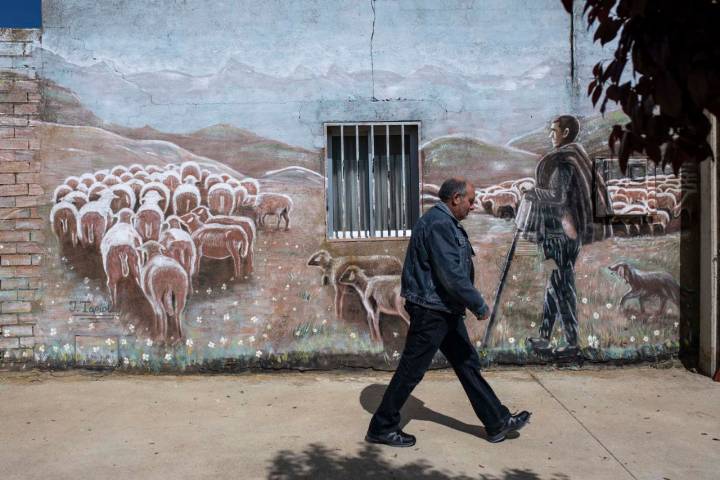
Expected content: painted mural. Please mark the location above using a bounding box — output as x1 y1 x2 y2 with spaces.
26 0 698 369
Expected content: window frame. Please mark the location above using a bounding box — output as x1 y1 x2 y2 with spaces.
323 121 423 242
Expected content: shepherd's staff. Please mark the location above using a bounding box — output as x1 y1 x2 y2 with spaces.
482 196 536 347
482 228 519 347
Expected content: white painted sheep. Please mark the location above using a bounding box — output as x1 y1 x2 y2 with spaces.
100 208 143 306
134 190 165 242
339 266 409 343
138 241 188 340
77 189 116 250
248 193 293 230
173 176 201 217
50 201 79 247
207 183 236 216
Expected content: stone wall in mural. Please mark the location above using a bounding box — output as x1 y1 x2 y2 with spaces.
30 0 698 370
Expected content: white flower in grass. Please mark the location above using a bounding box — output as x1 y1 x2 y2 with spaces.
630 315 637 321
237 339 244 345
233 301 239 307
221 283 227 291
248 336 256 344
349 332 357 339
105 338 115 346
292 307 297 312
266 324 272 331
142 353 149 361
312 328 318 334
92 346 100 353
50 328 57 336
255 350 263 358
530 322 536 328
63 343 71 352
251 316 258 324
295 331 301 337
206 288 212 295
630 336 636 343
508 337 515 344
88 323 95 330
67 318 73 324
38 344 45 353
643 336 649 343
512 275 518 281
262 333 268 339
606 303 613 309
196 316 203 324
653 330 660 337
52 345 59 352
581 297 588 304
145 339 153 347
223 313 230 321
185 338 194 347
321 319 327 325
164 353 172 362
128 324 135 332
392 331 399 338
220 336 228 345
667 308 673 315
271 297 277 302
208 341 215 349
593 312 600 320
587 335 600 349
392 351 401 359
673 322 679 328
123 357 129 365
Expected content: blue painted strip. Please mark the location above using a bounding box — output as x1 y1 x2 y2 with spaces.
0 0 42 28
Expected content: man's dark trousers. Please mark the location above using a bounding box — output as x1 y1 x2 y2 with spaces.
368 302 510 435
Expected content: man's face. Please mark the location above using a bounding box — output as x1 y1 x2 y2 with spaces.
450 183 476 221
548 121 567 148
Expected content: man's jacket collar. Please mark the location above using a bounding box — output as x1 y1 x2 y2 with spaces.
434 201 459 224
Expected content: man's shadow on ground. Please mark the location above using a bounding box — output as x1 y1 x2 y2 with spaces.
359 384 519 441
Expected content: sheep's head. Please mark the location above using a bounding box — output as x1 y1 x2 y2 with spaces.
190 205 211 222
139 240 166 259
115 208 134 224
307 250 332 268
338 265 363 286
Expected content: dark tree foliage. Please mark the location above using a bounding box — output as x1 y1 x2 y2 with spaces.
561 0 720 173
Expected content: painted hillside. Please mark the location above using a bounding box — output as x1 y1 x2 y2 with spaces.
421 134 540 188
42 80 322 178
507 110 630 157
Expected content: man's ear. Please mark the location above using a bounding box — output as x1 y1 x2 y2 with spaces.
562 128 570 139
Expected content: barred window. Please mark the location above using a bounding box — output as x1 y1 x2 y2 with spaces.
324 122 420 240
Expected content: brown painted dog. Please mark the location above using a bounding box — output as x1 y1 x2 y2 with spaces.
608 262 689 314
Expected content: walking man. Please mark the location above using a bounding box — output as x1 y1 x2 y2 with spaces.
365 177 531 447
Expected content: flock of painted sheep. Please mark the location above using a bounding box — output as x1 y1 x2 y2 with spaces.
49 161 293 341
422 169 697 236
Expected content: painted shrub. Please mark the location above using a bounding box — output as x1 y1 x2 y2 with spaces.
28 0 697 369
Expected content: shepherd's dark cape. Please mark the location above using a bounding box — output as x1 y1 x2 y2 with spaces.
535 142 611 244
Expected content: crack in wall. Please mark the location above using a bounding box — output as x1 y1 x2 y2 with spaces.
370 0 377 101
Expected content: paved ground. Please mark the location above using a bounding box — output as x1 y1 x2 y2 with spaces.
0 365 718 479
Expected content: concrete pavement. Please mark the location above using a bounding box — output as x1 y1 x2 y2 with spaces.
0 365 718 479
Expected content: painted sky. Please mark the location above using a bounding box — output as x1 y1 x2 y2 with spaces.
40 0 611 148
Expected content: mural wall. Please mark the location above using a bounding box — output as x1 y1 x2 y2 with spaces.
28 0 698 369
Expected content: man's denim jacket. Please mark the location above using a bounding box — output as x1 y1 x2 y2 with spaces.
401 202 490 318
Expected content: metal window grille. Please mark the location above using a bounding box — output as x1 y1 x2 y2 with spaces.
325 122 420 239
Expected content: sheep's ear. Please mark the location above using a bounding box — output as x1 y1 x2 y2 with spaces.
618 265 625 278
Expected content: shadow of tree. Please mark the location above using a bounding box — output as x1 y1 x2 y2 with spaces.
267 443 569 480
360 384 521 441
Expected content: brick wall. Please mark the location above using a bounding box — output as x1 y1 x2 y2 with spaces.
0 29 43 367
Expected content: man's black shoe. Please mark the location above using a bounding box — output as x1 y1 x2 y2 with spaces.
486 411 531 443
365 430 416 447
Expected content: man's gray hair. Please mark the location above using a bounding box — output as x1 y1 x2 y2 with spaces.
438 178 468 202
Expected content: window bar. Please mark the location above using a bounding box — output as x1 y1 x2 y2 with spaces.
386 124 391 237
369 125 376 238
401 124 407 235
325 125 335 239
339 125 346 237
355 125 362 238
